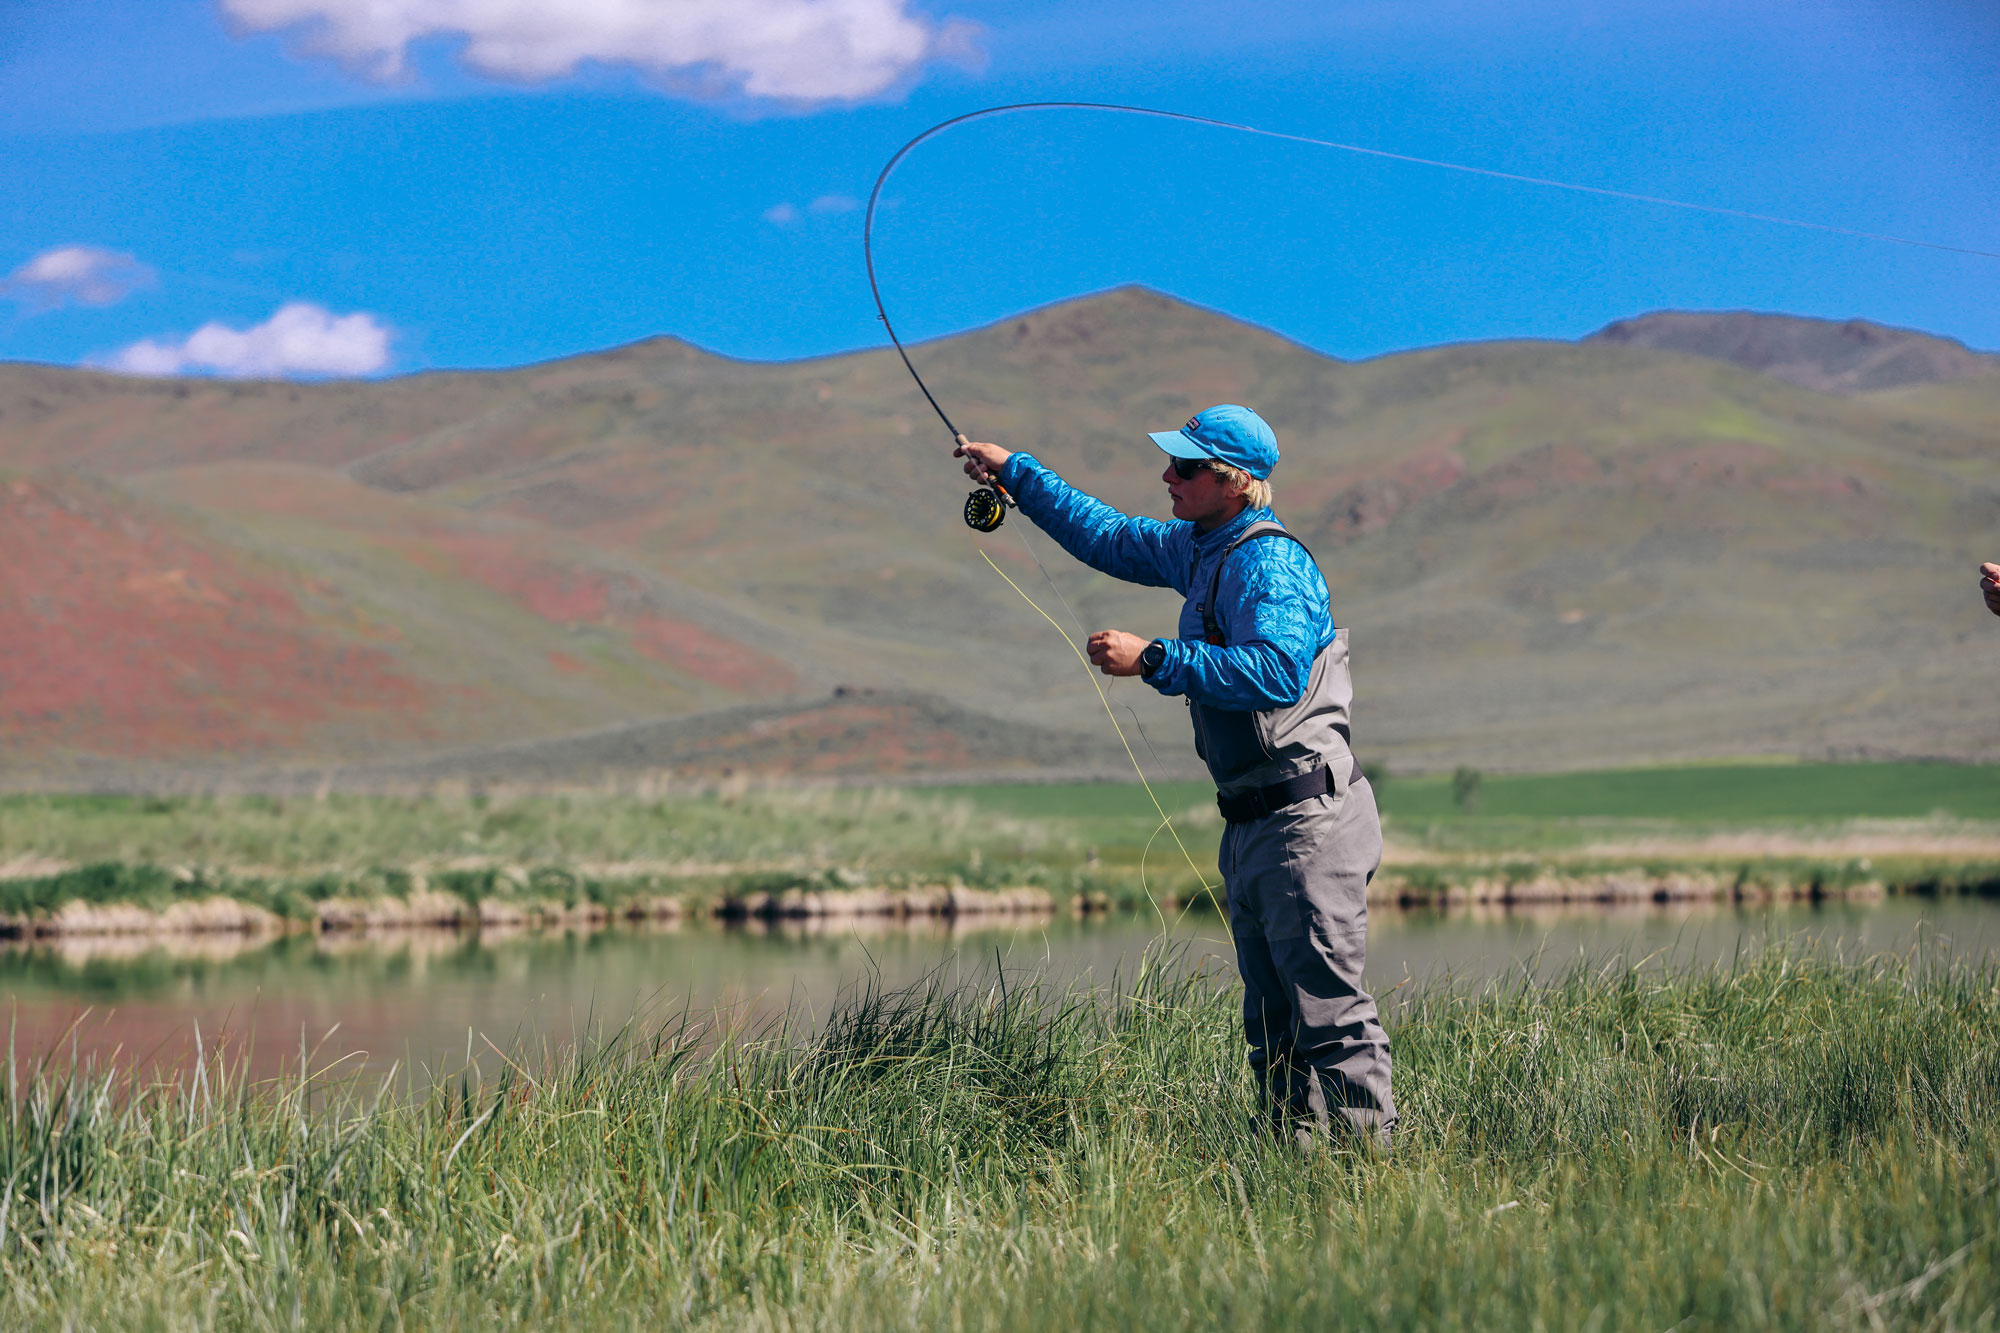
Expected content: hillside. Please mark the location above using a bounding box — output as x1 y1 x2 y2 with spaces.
1586 310 1997 395
2 287 1997 782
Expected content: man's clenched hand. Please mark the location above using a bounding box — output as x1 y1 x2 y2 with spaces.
1087 630 1150 677
1982 562 2000 617
954 436 1011 485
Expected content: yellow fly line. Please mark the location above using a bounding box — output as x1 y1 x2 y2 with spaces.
976 546 1219 924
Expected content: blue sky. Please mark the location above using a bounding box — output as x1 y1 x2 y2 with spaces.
1 0 1995 377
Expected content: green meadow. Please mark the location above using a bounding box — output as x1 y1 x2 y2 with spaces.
941 760 2000 826
1373 761 2000 822
5 762 1995 871
942 762 2000 887
2 762 1998 923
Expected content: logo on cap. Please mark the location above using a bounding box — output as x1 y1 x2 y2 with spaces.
1185 417 1201 432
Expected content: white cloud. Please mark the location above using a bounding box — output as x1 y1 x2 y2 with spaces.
220 0 983 103
105 302 392 379
765 196 860 226
3 245 155 310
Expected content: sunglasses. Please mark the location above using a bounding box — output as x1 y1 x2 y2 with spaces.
1170 457 1216 481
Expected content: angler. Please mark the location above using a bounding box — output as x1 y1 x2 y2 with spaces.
956 407 1395 1149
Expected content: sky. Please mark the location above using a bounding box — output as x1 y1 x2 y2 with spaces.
1 0 1995 379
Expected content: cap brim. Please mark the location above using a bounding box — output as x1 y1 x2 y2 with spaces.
1148 429 1215 461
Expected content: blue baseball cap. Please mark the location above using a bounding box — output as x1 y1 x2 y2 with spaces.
1148 404 1279 479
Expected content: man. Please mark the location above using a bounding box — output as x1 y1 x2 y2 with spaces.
956 404 1395 1149
1982 563 2000 617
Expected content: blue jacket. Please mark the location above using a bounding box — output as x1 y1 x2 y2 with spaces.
997 453 1335 710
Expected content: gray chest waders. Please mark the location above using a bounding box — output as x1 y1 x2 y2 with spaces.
1189 521 1360 817
1201 525 1394 1143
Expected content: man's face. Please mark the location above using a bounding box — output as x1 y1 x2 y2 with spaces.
1163 459 1240 527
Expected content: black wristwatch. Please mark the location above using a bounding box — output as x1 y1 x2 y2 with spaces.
1139 639 1167 679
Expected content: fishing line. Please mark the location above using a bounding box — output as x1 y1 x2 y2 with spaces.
866 103 1999 380
998 521 1207 922
1001 520 1167 774
1003 520 1180 832
865 101 1995 930
1008 522 1089 642
1001 513 1198 920
865 100 1996 449
977 546 1207 927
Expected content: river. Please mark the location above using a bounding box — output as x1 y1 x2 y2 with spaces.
5 896 1996 1090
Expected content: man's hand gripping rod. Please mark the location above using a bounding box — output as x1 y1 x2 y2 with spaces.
956 434 1018 532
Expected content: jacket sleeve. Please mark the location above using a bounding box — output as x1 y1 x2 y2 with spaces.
998 453 1187 591
1147 537 1327 709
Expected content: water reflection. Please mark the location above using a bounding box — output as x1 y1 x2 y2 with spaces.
4 896 1996 1088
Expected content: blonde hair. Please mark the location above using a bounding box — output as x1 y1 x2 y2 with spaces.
1210 462 1272 512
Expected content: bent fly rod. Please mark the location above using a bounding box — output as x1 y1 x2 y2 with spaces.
859 100 1998 915
862 100 1999 533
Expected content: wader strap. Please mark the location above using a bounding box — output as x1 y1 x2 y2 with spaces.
1197 520 1313 646
1216 756 1367 824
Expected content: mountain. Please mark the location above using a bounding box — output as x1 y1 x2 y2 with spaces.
1587 310 1998 395
2 288 1997 783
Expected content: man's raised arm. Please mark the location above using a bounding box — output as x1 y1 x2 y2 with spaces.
955 438 1185 590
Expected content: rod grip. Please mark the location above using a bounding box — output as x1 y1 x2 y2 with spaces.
956 432 1000 489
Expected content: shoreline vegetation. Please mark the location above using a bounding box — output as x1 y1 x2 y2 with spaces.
9 857 2000 944
3 943 1997 1329
3 774 2000 940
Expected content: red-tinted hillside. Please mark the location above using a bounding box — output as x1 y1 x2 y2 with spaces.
0 475 431 759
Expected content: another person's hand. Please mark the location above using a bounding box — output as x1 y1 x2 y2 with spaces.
954 436 1011 485
1982 562 2000 617
1087 630 1149 677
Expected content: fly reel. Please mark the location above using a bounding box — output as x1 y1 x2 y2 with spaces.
963 484 1014 532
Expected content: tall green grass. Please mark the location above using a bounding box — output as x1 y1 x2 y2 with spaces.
3 943 1996 1329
